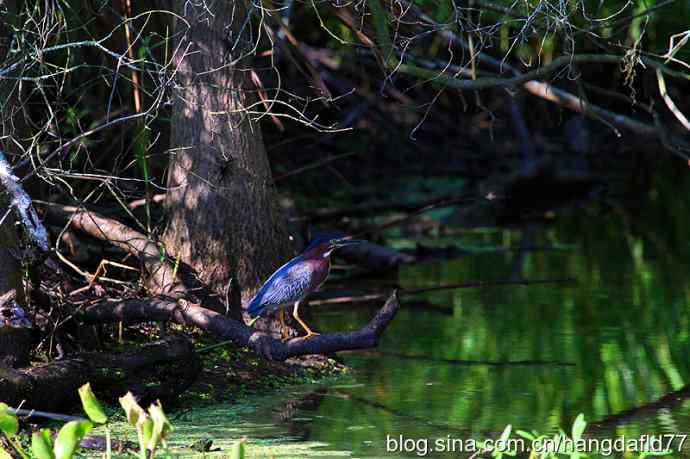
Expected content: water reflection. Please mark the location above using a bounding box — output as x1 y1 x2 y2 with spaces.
298 171 690 457
146 170 690 458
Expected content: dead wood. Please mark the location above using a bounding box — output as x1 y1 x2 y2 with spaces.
44 204 179 294
42 204 229 313
337 240 415 270
589 383 690 432
0 335 200 411
80 292 400 361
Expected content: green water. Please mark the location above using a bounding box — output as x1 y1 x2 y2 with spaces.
120 172 690 458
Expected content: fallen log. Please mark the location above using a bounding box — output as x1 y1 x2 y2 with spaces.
80 292 400 361
315 230 415 270
0 335 200 411
337 240 415 270
589 384 690 431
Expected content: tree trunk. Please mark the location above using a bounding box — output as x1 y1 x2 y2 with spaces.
0 216 22 300
164 1 292 312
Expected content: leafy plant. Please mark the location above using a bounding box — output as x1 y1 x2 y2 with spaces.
53 421 93 459
0 402 29 459
0 383 180 459
510 415 671 459
2 401 92 459
119 392 173 459
231 438 247 459
1 384 249 458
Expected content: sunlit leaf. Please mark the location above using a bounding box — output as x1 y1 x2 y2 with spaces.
78 383 107 424
31 429 55 459
141 418 154 450
499 424 512 442
54 420 92 459
639 450 673 457
0 404 18 436
571 414 586 441
0 447 13 459
148 401 173 449
119 392 145 426
230 438 246 459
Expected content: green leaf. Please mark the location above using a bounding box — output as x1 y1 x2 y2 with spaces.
31 429 55 459
0 447 13 459
571 414 586 441
141 418 154 450
148 401 173 449
230 438 246 459
119 392 146 426
640 450 673 457
54 420 92 459
499 424 512 442
0 404 18 436
78 383 107 424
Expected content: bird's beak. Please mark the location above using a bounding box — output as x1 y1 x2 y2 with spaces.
331 238 366 249
247 316 260 326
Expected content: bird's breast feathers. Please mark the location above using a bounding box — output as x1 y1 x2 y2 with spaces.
308 258 331 291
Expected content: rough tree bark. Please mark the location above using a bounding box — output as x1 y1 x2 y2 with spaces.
164 1 292 311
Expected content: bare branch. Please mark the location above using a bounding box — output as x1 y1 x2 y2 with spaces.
42 203 179 294
657 68 690 132
80 292 400 361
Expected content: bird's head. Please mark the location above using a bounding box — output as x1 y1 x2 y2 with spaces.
303 236 365 258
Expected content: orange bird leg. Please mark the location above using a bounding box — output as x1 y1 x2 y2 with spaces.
292 301 319 339
280 307 290 341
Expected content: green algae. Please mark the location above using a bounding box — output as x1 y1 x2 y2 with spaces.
89 387 356 458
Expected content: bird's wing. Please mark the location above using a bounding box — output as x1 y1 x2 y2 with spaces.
252 257 313 307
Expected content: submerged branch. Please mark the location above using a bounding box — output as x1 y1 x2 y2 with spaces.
308 277 575 306
590 384 690 431
356 349 575 366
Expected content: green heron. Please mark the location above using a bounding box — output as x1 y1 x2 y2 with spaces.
246 236 364 339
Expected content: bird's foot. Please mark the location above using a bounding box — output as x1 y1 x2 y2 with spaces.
302 331 320 340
